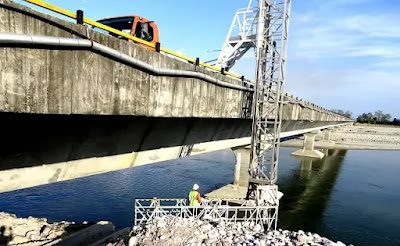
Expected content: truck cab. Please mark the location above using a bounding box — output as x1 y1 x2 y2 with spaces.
96 15 159 50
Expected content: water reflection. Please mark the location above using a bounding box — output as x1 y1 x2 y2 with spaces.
278 149 348 231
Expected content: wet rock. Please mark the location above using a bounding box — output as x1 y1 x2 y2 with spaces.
254 224 262 232
201 223 213 231
128 236 137 246
199 234 208 240
109 215 351 246
0 212 76 246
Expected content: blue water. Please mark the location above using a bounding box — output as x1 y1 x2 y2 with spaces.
0 150 236 227
1 148 400 245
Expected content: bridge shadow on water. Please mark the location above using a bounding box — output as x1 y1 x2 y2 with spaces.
277 148 348 232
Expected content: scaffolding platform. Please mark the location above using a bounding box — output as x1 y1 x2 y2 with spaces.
134 198 278 230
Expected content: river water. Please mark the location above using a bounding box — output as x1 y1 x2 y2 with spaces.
1 147 400 245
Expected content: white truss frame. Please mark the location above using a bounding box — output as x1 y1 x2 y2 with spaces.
246 0 291 230
134 198 278 230
216 0 258 70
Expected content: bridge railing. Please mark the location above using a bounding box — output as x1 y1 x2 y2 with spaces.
134 198 278 230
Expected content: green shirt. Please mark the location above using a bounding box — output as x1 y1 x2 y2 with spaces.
189 190 200 206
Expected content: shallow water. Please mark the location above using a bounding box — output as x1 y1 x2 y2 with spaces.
1 147 400 245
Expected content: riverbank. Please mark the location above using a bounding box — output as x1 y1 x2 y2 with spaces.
0 213 352 246
281 125 400 150
116 216 351 246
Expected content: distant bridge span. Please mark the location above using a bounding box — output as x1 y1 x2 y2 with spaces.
0 0 352 193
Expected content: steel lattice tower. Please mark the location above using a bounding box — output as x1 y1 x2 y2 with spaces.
246 0 291 205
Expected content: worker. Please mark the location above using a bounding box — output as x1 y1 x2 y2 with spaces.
141 30 153 42
189 183 202 206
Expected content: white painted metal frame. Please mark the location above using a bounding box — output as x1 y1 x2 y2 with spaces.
216 0 258 70
247 0 291 227
134 198 278 230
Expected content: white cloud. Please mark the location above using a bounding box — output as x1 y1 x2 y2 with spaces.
345 45 400 58
286 6 400 116
369 60 400 69
291 14 400 60
342 15 400 38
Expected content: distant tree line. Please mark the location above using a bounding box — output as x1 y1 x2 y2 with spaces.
331 109 352 119
356 110 399 125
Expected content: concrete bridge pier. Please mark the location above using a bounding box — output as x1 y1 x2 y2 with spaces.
317 129 335 147
301 158 314 171
292 131 324 159
300 158 314 180
204 147 250 200
232 147 251 187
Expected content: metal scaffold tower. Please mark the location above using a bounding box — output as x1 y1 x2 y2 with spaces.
246 0 291 210
218 0 292 204
216 0 258 70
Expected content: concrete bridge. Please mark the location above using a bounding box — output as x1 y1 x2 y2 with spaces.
0 0 351 193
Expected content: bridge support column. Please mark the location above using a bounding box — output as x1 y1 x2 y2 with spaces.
232 147 251 187
317 129 335 147
301 158 313 171
292 131 324 159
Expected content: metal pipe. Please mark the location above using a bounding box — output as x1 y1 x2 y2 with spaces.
0 33 350 120
0 33 253 92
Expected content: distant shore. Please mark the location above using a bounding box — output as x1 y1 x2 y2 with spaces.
354 123 400 128
281 125 400 150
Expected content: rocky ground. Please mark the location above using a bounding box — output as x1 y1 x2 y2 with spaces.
0 212 100 245
111 216 351 246
0 212 73 245
0 213 352 246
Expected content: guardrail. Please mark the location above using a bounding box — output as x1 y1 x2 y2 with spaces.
134 198 278 230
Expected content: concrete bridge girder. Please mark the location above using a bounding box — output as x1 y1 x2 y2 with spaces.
0 120 350 193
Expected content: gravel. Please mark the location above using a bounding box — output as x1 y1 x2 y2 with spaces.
331 125 400 146
115 215 352 246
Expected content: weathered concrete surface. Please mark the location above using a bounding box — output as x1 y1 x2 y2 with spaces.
232 147 250 187
206 184 248 200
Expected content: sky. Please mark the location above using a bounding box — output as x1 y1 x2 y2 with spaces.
14 0 400 118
